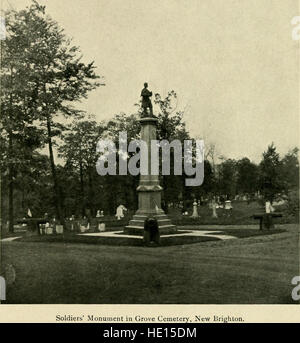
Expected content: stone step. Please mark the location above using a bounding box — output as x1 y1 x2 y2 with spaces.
132 214 170 220
125 225 176 229
124 224 176 235
129 218 171 223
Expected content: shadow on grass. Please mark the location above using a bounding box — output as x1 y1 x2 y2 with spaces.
19 233 219 246
17 228 286 247
213 228 286 238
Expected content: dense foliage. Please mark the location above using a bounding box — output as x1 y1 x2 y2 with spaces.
1 2 298 229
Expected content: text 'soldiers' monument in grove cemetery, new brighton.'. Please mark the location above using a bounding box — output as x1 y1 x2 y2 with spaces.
124 83 176 234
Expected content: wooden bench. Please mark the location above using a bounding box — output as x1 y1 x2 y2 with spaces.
252 213 283 230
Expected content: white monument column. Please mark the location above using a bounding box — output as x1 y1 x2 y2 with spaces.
125 117 176 234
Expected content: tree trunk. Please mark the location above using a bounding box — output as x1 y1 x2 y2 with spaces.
8 131 14 233
87 166 94 216
8 68 14 233
46 115 64 226
21 184 25 212
79 160 85 217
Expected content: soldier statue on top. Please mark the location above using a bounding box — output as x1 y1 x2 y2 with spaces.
141 82 154 117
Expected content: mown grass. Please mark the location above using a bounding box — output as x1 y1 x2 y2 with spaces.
18 231 219 246
1 224 298 304
13 226 286 246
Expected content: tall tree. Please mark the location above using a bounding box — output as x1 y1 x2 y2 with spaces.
280 147 299 191
104 113 141 213
154 91 189 141
259 143 284 201
2 1 104 225
0 4 45 231
59 119 106 216
217 159 237 198
153 91 191 206
236 157 258 195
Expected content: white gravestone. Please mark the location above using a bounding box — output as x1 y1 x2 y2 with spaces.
115 205 127 220
225 200 232 210
265 201 274 213
80 225 88 233
225 200 233 216
212 200 218 218
56 225 63 234
98 223 106 232
45 222 53 235
70 215 75 231
191 200 199 218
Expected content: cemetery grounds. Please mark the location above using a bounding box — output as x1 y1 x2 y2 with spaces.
0 201 299 304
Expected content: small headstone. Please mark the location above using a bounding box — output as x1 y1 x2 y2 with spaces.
115 204 127 220
98 223 106 232
56 225 63 234
225 200 232 210
191 199 199 218
45 222 53 235
265 201 274 213
70 215 75 231
224 200 232 217
212 199 218 218
80 217 89 232
22 217 27 227
80 225 87 233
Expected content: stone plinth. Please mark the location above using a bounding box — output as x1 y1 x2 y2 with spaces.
125 117 176 235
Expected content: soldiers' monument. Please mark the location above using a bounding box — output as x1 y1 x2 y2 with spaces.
125 83 176 234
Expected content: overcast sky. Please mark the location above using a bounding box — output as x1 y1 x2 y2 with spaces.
2 0 299 162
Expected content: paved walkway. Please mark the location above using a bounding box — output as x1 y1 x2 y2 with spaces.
78 230 237 240
1 236 22 242
0 230 238 242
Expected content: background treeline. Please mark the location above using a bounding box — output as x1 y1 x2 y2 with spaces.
1 2 299 231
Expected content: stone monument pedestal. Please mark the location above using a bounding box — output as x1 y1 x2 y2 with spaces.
124 117 176 235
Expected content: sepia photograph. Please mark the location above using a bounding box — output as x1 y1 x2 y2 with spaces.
0 0 299 312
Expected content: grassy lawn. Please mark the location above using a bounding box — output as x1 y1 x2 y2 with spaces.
12 226 287 246
0 224 298 304
169 200 298 225
17 231 220 246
